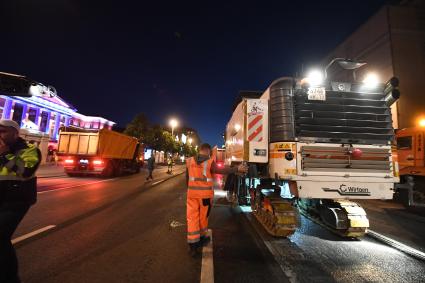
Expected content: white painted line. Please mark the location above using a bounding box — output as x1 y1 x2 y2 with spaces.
12 225 56 245
37 178 117 194
200 229 214 283
367 229 425 261
152 179 165 185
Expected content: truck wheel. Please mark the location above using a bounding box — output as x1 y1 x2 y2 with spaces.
395 175 416 207
134 164 141 174
114 160 123 176
102 161 114 178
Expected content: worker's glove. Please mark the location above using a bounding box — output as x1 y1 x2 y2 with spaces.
237 163 249 174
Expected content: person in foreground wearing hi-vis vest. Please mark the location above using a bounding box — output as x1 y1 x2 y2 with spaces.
0 119 41 283
186 143 248 257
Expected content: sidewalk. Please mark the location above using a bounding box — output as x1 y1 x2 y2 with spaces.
358 199 425 253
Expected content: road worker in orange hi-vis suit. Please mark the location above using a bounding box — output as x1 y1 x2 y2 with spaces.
186 143 248 257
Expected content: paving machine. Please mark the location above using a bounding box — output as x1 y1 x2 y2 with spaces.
224 59 400 237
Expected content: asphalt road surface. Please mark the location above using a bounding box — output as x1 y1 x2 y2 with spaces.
13 168 425 283
245 209 425 283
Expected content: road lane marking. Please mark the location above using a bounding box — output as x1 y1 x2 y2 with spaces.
200 229 214 283
152 179 165 185
37 178 117 194
367 229 425 261
170 220 185 228
12 225 56 245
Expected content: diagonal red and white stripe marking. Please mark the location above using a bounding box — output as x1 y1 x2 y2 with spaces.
248 114 263 142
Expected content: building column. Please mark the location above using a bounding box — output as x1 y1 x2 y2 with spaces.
53 113 61 141
2 98 13 119
64 116 70 127
44 111 51 134
20 103 28 127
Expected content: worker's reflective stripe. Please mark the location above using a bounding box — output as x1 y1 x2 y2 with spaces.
189 177 214 182
203 161 207 177
187 230 201 235
188 186 213 191
187 238 200 243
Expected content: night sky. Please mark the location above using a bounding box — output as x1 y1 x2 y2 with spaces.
0 0 388 146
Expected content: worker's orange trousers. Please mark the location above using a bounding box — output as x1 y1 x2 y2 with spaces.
187 197 211 244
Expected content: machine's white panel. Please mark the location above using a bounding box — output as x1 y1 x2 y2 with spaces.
247 99 268 163
296 180 394 200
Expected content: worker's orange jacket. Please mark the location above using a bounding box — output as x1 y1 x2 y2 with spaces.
186 157 214 199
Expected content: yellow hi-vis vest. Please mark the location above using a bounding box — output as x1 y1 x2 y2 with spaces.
0 144 39 180
186 157 214 199
0 143 40 204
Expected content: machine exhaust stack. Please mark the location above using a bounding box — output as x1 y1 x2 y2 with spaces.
384 77 400 107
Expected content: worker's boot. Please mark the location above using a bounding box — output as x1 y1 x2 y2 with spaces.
200 235 211 247
188 242 201 258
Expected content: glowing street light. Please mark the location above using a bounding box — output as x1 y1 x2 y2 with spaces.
169 118 178 137
168 118 179 174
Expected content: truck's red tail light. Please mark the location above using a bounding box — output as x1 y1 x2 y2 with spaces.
216 161 224 168
92 159 104 166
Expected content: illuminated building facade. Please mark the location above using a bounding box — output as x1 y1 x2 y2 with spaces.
0 94 115 142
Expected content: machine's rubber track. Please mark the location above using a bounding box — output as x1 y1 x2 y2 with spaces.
298 199 369 238
252 199 298 237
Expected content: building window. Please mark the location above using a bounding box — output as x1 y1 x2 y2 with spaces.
0 97 5 118
12 103 23 125
28 108 37 123
60 115 66 127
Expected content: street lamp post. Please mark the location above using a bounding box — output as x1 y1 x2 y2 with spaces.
169 118 178 173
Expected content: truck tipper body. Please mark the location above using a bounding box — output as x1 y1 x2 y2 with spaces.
58 129 142 177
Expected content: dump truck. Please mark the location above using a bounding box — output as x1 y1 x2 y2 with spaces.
224 58 400 237
394 126 425 207
57 129 143 177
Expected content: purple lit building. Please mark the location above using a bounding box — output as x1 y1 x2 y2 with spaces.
0 94 115 145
